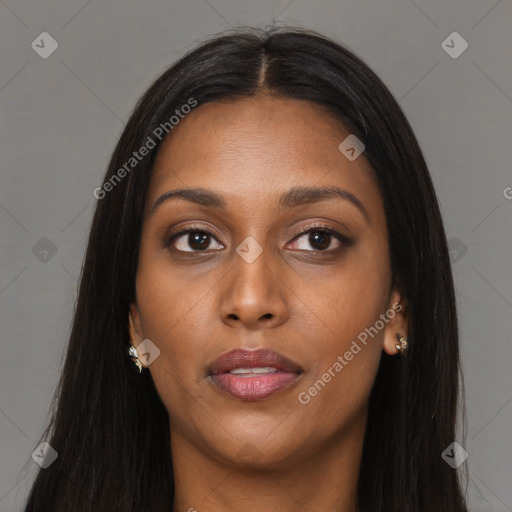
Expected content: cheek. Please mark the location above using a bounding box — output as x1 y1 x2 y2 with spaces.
292 238 390 409
299 241 390 351
295 280 385 392
134 262 216 427
133 248 217 380
135 234 218 335
293 285 386 434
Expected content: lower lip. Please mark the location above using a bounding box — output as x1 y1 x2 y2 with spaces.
209 371 301 401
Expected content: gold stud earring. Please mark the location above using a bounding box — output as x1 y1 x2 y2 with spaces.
395 334 408 353
128 345 143 373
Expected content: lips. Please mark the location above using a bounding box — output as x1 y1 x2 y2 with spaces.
208 348 303 401
208 348 302 375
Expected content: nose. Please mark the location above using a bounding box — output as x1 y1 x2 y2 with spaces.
219 245 289 330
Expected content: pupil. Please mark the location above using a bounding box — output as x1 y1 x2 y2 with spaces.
189 232 209 250
310 231 330 250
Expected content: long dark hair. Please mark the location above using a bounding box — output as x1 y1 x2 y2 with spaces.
23 27 467 511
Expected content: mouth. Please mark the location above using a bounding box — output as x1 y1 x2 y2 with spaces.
207 348 303 401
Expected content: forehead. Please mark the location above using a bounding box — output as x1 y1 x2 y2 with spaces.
147 96 380 216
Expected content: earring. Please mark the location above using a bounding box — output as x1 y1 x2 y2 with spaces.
395 334 408 353
128 345 143 373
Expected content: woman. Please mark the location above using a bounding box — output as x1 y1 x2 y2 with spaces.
23 27 468 511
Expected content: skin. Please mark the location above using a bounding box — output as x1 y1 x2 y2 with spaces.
128 95 408 512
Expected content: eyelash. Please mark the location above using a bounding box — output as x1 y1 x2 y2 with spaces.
164 223 353 254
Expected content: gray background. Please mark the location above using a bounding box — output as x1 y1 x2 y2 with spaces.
1 1 511 510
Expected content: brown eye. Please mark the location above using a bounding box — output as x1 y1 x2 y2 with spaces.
168 229 224 252
308 231 332 250
288 226 352 252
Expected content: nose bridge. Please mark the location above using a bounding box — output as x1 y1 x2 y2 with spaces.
219 235 288 328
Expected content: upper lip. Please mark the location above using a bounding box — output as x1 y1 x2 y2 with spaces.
208 348 303 376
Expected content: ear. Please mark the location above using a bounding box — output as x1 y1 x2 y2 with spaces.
382 288 409 356
128 303 144 347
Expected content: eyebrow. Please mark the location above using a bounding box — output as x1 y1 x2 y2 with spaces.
150 186 369 221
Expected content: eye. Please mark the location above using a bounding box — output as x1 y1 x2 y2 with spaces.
167 228 224 253
288 225 351 252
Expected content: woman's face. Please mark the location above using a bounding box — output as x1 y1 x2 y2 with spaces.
129 96 407 468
